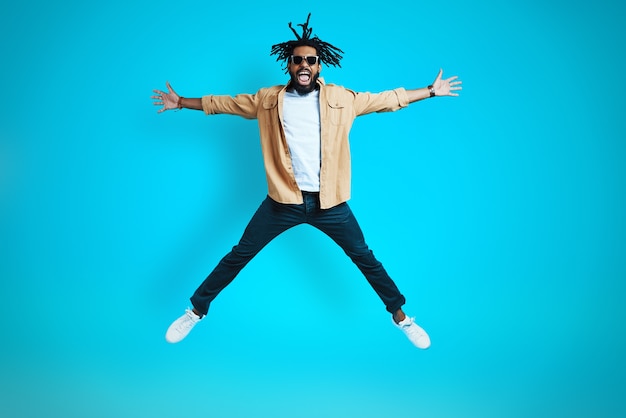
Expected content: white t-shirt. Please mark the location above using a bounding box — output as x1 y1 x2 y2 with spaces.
283 90 321 192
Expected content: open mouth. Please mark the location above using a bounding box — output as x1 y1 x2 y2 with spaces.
297 70 311 84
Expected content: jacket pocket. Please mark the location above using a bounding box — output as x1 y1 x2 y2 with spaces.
262 94 278 110
327 100 349 126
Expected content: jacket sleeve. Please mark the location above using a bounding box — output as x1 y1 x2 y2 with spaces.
202 91 264 120
352 87 410 116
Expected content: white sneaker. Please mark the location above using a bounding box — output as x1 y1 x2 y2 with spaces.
393 316 431 349
165 309 202 343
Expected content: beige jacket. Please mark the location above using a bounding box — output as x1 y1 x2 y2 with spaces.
202 78 409 209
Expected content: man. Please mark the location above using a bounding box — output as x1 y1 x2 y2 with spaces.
152 14 461 349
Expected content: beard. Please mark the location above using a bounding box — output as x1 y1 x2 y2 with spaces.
289 71 320 95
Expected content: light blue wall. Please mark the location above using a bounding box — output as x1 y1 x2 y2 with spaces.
1 1 624 417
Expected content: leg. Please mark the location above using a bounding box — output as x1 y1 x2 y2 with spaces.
190 196 303 315
308 200 406 314
309 200 430 349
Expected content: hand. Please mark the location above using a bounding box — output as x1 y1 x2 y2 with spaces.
431 69 462 97
152 81 180 113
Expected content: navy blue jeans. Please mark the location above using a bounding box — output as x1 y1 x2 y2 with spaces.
190 192 406 315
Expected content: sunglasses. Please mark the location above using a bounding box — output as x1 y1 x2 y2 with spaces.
290 55 319 65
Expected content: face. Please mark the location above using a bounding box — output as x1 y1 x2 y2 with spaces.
287 45 322 94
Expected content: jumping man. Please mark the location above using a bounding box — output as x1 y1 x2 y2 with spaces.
152 14 462 349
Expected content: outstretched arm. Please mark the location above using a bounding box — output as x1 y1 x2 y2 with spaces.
406 69 462 103
152 81 203 113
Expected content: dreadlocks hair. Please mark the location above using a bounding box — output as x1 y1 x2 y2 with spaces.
270 13 344 72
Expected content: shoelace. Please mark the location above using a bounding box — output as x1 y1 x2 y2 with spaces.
400 317 415 329
402 318 426 338
175 310 199 331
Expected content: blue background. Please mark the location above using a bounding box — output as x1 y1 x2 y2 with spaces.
1 1 625 417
